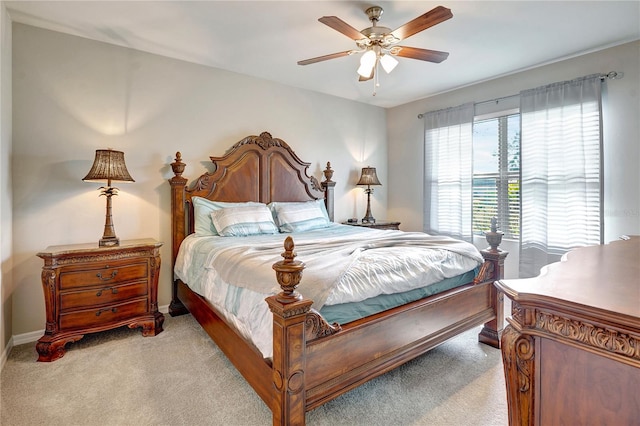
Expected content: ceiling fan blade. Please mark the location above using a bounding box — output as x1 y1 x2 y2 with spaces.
297 50 353 66
390 6 453 41
319 16 366 40
394 46 449 63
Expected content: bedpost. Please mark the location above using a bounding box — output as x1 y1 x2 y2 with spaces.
321 162 335 222
168 152 189 316
266 237 312 426
478 218 508 348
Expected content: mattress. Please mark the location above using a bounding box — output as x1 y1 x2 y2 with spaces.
320 268 477 324
174 224 483 358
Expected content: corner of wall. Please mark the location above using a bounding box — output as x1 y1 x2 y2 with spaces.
0 1 14 366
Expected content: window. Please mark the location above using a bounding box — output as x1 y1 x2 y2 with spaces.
472 113 520 239
423 75 602 279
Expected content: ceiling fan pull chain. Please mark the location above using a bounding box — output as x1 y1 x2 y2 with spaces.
373 59 380 96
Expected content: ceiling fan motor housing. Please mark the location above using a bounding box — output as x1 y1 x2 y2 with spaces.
359 7 399 48
365 6 383 23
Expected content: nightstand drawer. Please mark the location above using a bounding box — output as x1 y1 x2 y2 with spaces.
59 298 148 330
60 262 148 289
60 280 148 311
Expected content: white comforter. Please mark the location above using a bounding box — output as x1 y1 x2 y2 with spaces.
174 224 482 358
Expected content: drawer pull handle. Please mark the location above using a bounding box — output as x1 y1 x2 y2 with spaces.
96 270 118 281
96 287 119 297
95 307 118 316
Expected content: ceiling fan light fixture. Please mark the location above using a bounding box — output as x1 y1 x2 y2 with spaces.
356 62 374 78
380 53 398 73
357 49 377 77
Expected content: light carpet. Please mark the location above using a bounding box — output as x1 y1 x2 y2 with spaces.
1 314 508 425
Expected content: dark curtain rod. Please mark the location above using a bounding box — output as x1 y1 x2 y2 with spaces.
417 71 623 119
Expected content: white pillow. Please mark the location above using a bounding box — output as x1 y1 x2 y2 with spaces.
192 197 263 236
269 199 331 233
210 205 279 237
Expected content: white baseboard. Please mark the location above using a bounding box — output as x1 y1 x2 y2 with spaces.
12 329 44 346
0 336 13 372
1 304 171 372
1 329 42 372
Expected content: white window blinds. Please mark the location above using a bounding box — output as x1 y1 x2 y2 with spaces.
423 103 474 241
519 74 603 278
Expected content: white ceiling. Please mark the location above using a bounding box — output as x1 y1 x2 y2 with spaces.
6 1 640 108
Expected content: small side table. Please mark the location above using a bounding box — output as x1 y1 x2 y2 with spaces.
342 220 401 230
36 238 164 362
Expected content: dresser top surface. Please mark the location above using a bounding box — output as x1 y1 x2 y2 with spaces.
38 238 162 257
497 236 640 321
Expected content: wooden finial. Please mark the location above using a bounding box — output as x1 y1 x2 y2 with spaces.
485 216 504 253
171 152 186 177
281 236 296 263
272 236 305 303
323 162 334 183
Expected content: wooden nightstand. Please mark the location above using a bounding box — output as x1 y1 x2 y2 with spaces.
342 220 401 230
36 238 164 362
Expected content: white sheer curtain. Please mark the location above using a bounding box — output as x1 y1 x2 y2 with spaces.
519 74 603 278
423 102 474 241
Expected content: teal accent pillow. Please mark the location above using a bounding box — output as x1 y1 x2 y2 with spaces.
269 199 330 233
192 196 262 236
210 204 279 237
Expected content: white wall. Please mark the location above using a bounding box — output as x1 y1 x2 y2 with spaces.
0 3 12 361
11 24 387 336
387 41 640 278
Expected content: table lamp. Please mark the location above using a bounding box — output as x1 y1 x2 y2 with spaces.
356 166 381 223
83 149 134 247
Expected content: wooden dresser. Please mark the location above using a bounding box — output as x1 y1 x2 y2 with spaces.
36 238 164 362
496 236 640 425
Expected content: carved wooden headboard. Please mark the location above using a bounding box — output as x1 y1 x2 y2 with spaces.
168 131 335 271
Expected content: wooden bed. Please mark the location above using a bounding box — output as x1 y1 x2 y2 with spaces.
168 131 508 425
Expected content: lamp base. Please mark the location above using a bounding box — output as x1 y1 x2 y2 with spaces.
99 236 120 247
98 190 120 247
361 186 376 224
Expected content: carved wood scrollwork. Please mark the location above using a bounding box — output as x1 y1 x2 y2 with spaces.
511 302 524 324
42 269 57 333
537 311 640 361
309 176 323 192
42 269 55 292
473 260 495 284
514 334 535 393
305 309 342 341
192 173 213 192
501 326 535 426
231 131 291 151
49 250 152 266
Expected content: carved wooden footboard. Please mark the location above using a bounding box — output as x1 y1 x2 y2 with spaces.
265 236 506 424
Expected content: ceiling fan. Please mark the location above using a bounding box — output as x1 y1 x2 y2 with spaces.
298 5 453 94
